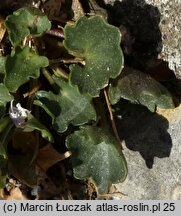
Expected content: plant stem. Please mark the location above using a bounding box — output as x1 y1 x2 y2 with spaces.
41 68 59 93
103 88 123 150
93 96 109 130
53 67 69 79
42 68 55 86
49 57 85 65
23 83 41 98
46 28 64 39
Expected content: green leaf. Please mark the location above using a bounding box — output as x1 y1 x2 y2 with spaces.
19 114 54 143
4 46 49 93
35 76 97 133
0 83 13 107
5 7 51 46
0 117 14 158
0 57 6 82
66 126 127 194
108 68 175 112
64 16 124 97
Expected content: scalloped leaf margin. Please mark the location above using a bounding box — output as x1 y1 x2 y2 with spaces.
64 16 124 97
108 68 175 111
4 46 49 93
35 76 97 133
66 126 127 194
5 7 51 46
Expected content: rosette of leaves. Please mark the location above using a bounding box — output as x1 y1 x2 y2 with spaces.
108 68 175 112
3 7 50 92
34 75 97 133
0 7 53 189
5 7 51 46
66 126 127 194
63 16 124 97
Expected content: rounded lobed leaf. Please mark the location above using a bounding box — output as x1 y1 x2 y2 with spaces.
64 16 124 97
4 46 49 93
35 76 97 133
66 126 127 194
5 7 51 46
108 68 175 112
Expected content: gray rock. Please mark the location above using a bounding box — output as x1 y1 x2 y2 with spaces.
100 0 181 199
145 0 181 78
97 0 181 199
114 101 181 199
102 0 181 78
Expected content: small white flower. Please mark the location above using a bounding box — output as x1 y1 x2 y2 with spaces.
9 100 31 126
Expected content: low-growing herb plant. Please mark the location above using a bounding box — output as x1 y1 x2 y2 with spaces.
0 6 174 196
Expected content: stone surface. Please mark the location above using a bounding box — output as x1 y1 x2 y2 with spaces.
100 0 181 199
114 101 181 199
102 0 181 78
145 0 181 78
90 0 181 200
